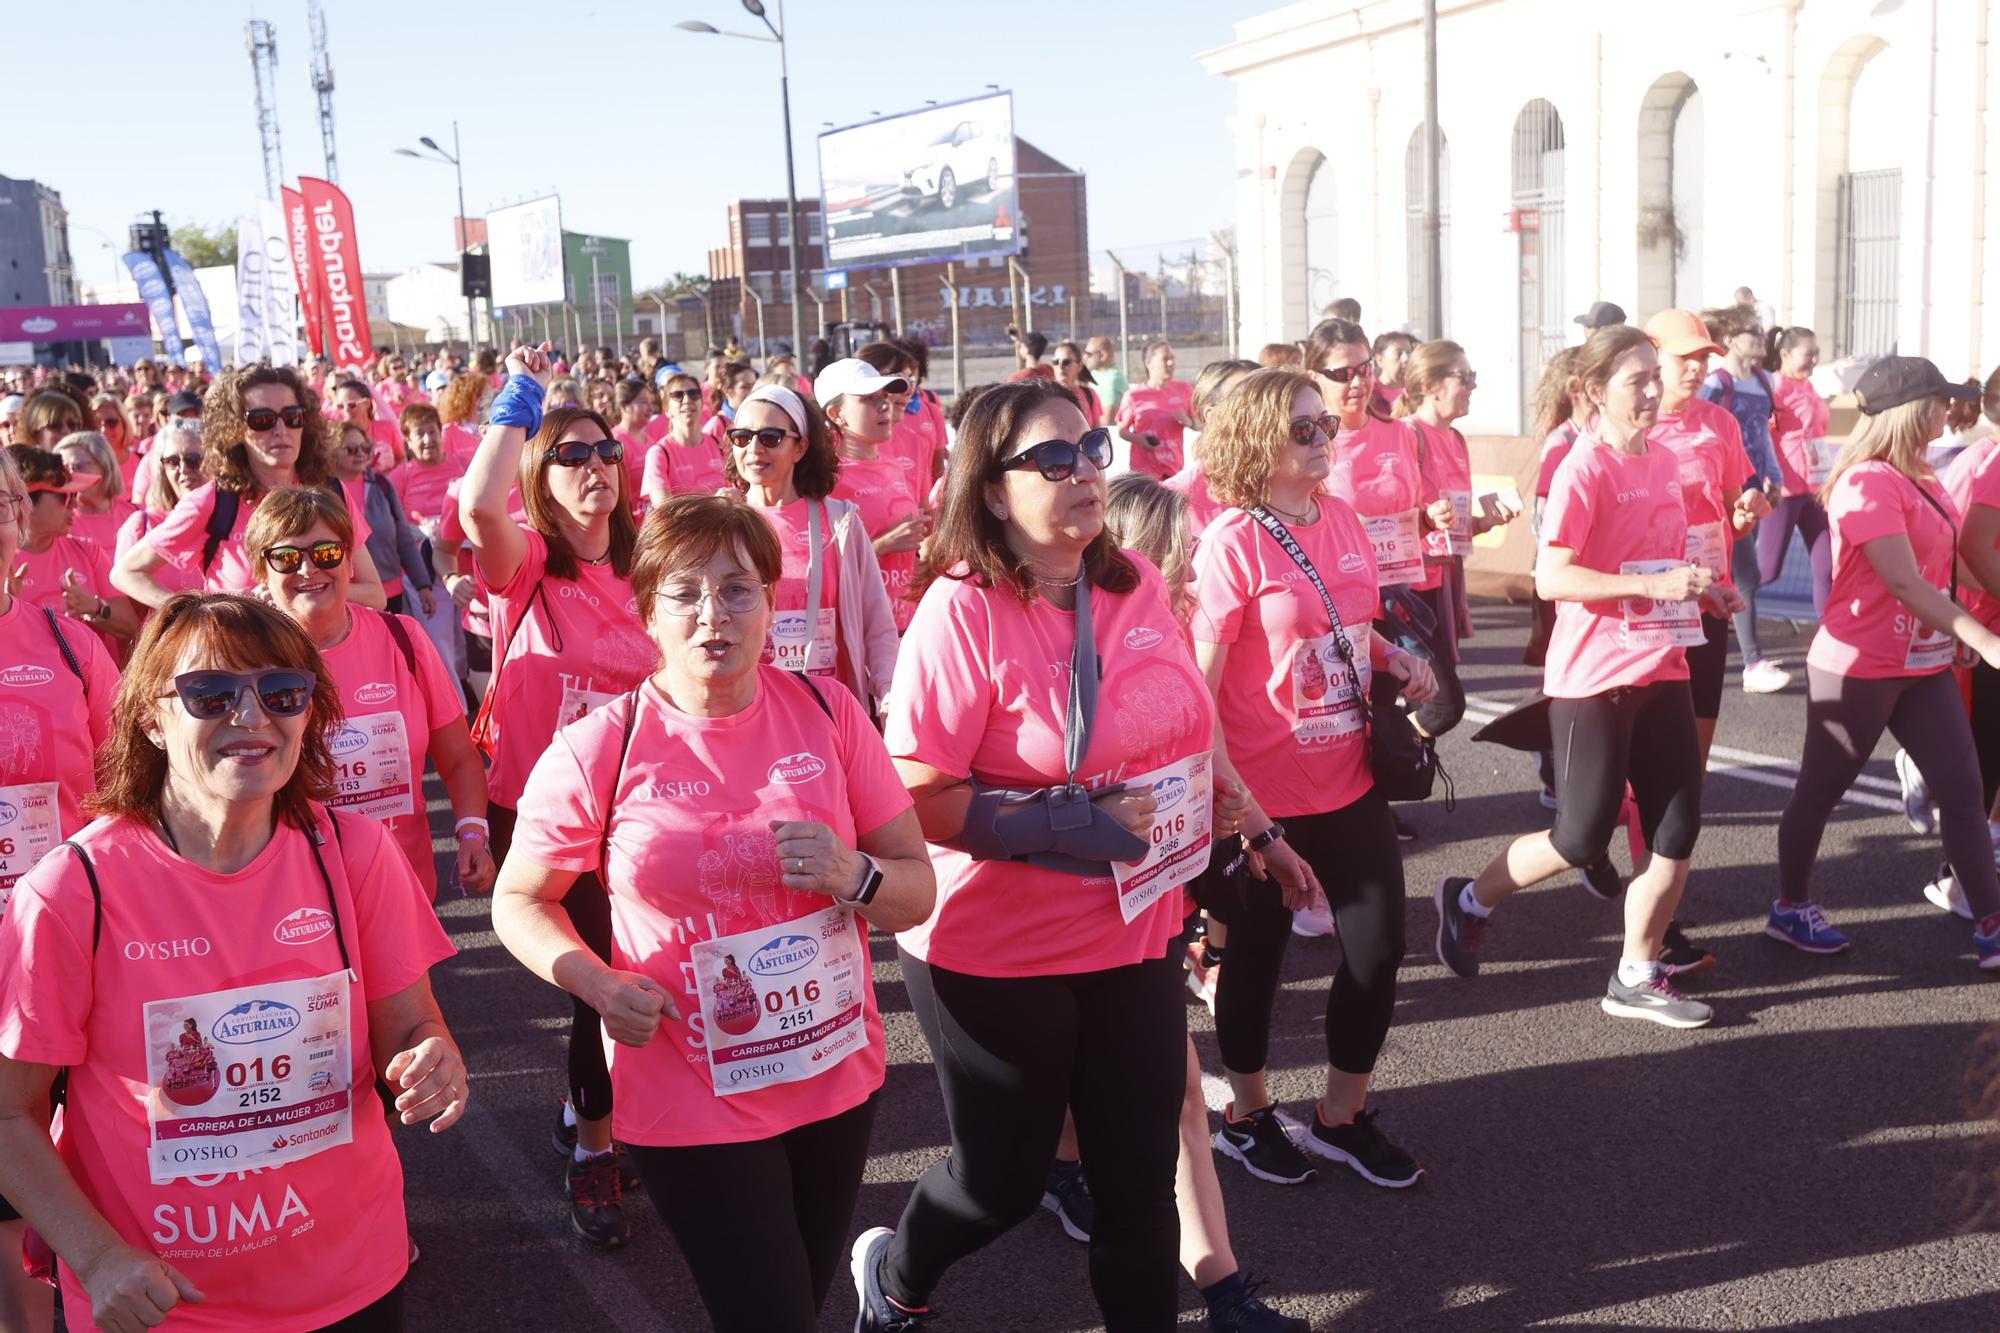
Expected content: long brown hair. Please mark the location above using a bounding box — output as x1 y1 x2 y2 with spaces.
88 594 341 830
1392 339 1467 419
919 378 1138 604
1530 345 1586 443
517 405 638 581
202 365 331 497
721 390 842 500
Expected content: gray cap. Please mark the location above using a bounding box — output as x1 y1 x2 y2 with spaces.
1573 301 1627 329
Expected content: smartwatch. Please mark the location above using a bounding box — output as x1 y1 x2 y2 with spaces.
1245 822 1287 853
848 853 885 907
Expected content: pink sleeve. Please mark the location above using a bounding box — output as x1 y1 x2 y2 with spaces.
1832 466 1912 547
85 539 117 599
1190 524 1253 646
0 853 97 1066
1717 413 1752 495
1971 448 2000 512
642 444 668 497
828 681 915 837
1542 456 1597 552
882 586 996 778
339 812 454 1000
496 527 551 601
79 629 119 747
512 709 618 874
143 485 218 573
1115 393 1137 430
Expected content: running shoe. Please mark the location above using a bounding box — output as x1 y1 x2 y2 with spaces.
1579 855 1624 903
1040 1158 1093 1243
1601 972 1714 1028
1976 922 2000 970
1893 749 1938 834
550 1099 577 1156
1290 899 1335 938
1659 920 1715 976
1742 659 1793 694
1538 784 1559 811
1212 1103 1317 1185
1433 875 1487 978
563 1151 629 1249
1299 1107 1423 1188
1207 1274 1309 1333
1922 864 1974 920
1392 810 1419 842
1765 900 1851 954
852 1227 933 1331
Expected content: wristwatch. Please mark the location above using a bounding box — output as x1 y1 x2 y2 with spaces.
847 852 884 906
1245 822 1287 853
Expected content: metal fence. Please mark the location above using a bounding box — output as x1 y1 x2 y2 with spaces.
1838 168 1902 357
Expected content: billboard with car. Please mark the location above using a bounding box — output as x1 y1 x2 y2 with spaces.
817 92 1020 272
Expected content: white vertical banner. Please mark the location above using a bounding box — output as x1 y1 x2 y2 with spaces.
236 211 268 365
236 201 301 367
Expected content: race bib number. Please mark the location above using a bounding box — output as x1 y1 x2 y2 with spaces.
0 780 59 903
1113 753 1214 923
1685 521 1729 577
768 607 838 676
144 970 352 1184
1291 624 1370 743
1364 510 1424 585
326 711 414 821
1905 587 1957 671
557 682 620 729
1424 490 1475 559
1619 559 1705 648
1805 437 1837 486
690 905 869 1097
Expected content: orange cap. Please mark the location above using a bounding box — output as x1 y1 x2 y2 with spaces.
1643 309 1725 358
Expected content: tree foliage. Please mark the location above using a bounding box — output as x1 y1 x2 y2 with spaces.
169 222 238 268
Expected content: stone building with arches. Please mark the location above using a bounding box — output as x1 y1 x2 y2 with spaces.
1200 0 1994 434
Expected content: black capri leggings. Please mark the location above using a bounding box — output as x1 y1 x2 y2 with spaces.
626 1097 877 1333
1683 613 1730 721
1971 659 2000 813
882 949 1185 1331
489 802 615 1120
1549 680 1704 867
1204 788 1406 1077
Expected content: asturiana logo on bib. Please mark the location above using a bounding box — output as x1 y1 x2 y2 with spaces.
273 907 335 946
0 799 16 829
353 682 396 706
212 998 301 1045
749 934 819 977
328 725 369 757
768 752 827 784
0 665 54 688
1124 626 1163 650
1151 775 1189 811
1338 552 1367 575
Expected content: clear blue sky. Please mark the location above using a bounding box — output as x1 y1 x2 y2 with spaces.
13 0 1262 292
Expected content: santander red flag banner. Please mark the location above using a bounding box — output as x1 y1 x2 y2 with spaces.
282 186 326 359
299 176 374 367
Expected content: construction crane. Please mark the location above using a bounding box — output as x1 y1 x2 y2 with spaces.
246 20 285 200
308 0 338 183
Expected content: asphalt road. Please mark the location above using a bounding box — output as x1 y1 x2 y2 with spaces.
392 601 2000 1332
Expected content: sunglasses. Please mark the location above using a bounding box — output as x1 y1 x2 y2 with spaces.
160 451 205 471
992 428 1115 482
161 668 316 721
1319 362 1375 383
543 438 624 468
264 539 348 575
665 388 702 402
1288 413 1339 446
727 426 796 449
26 484 78 507
655 579 767 617
1444 369 1479 388
244 406 306 432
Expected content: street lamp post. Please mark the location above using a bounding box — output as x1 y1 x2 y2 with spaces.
394 121 479 352
677 1 804 358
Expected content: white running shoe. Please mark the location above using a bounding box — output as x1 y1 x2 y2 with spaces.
1921 866 1974 920
1741 659 1792 694
1893 749 1938 835
1291 899 1336 938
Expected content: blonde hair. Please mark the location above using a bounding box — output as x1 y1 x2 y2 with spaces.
1392 340 1467 419
148 419 204 514
56 430 126 503
1201 368 1319 511
1105 473 1193 619
1820 398 1936 505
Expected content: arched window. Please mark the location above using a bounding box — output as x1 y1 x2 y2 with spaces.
1303 156 1339 318
1636 73 1702 320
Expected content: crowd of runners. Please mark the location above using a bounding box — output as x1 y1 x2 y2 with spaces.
0 297 1993 1332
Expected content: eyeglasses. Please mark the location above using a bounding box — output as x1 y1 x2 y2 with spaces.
1444 369 1479 388
665 389 702 403
727 426 796 449
655 579 768 617
160 451 204 472
543 438 624 468
0 490 24 512
263 539 348 575
244 406 306 432
96 416 124 431
160 669 317 721
992 428 1115 482
1288 413 1339 446
338 441 373 456
1319 362 1375 383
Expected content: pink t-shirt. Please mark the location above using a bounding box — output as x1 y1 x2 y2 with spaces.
833 454 923 632
1328 418 1426 587
11 534 117 619
755 499 846 683
886 557 1213 977
513 671 910 1146
1117 382 1195 479
1163 458 1227 536
484 529 657 808
642 439 731 498
1647 399 1752 585
1772 374 1832 497
0 595 117 898
0 810 453 1332
387 455 466 529
1536 421 1581 501
71 500 137 556
1808 461 1960 679
144 481 372 594
883 394 947 491
366 419 405 472
442 424 481 467
1192 503 1380 818
1540 435 1694 699
613 429 651 504
320 607 465 899
115 510 202 597
1944 438 2000 629
1409 418 1471 587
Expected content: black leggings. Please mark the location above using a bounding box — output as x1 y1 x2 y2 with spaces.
313 1282 405 1331
1206 789 1406 1076
1549 681 1703 866
1972 660 2000 812
626 1097 877 1333
489 802 615 1120
883 949 1185 1330
1684 613 1729 721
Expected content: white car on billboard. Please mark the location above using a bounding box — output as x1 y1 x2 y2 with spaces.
902 120 998 211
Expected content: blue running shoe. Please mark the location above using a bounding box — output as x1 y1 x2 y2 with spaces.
852 1228 931 1332
1975 922 2000 971
1765 900 1850 955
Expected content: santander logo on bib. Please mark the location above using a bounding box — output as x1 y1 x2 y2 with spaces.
274 907 335 946
768 752 828 785
353 682 396 706
0 665 54 688
1124 626 1164 651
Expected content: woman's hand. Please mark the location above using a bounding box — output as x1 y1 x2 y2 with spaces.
1248 835 1325 913
1645 562 1714 604
446 573 478 610
505 340 556 390
1092 787 1159 849
589 968 680 1045
873 512 929 557
383 1035 469 1132
417 585 437 617
771 819 866 899
1386 651 1438 704
1426 496 1459 532
1211 775 1249 840
79 1244 204 1332
60 568 100 619
1700 583 1747 618
456 834 496 894
1732 489 1771 533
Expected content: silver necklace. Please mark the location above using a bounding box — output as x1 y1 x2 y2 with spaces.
1267 498 1317 524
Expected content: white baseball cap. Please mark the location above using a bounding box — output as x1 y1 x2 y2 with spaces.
0 394 23 420
813 358 908 405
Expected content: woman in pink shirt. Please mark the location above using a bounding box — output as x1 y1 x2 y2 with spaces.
854 379 1219 1332
461 341 658 1248
0 593 465 1333
387 402 467 530
822 357 930 632
495 495 933 1333
1115 339 1196 479
5 445 142 650
1193 369 1439 1192
1776 358 2000 966
89 393 139 491
57 429 138 557
1164 358 1259 540
1050 340 1104 427
434 372 485 465
114 419 207 603
1436 326 1742 1029
643 373 728 504
1759 326 1834 614
610 378 655 506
